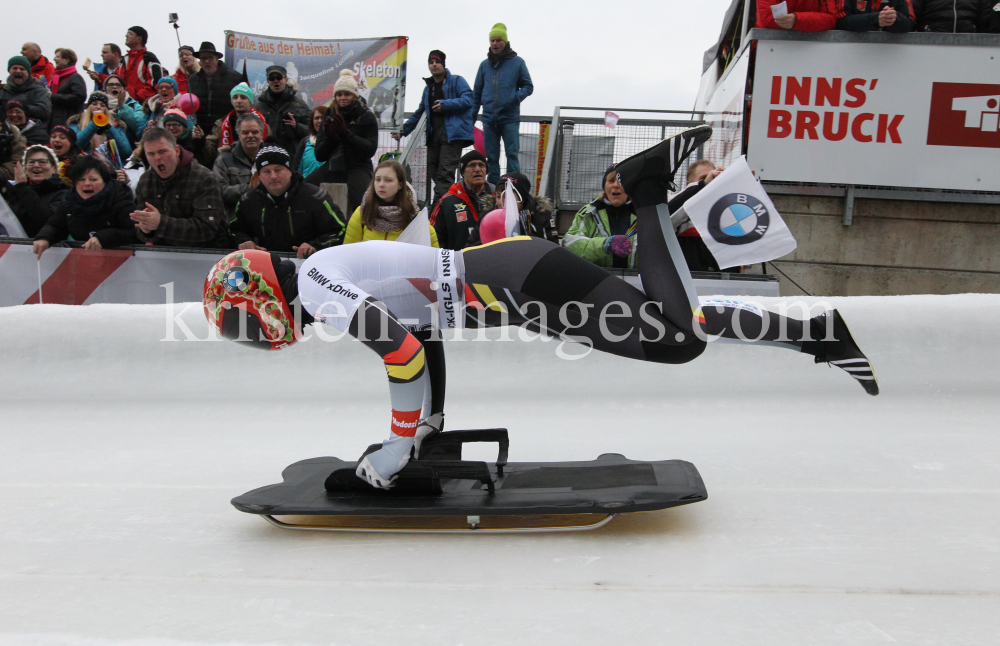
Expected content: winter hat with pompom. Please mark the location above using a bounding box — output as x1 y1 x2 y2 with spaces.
333 69 359 97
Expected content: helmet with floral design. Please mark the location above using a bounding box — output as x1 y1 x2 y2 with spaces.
203 250 300 350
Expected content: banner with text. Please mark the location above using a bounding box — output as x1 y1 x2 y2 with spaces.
747 41 1000 192
224 32 408 128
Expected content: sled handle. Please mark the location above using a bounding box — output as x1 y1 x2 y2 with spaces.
422 460 496 493
432 429 509 477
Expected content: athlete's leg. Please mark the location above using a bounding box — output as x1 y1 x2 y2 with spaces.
348 298 428 488
614 127 877 394
463 236 706 364
411 328 446 456
463 235 878 394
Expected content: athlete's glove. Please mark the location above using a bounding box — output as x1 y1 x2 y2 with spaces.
356 434 413 489
602 235 632 258
413 412 444 459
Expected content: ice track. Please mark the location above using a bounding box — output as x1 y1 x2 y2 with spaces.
1 295 998 645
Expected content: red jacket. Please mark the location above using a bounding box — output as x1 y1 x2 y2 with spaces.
173 68 189 94
757 0 842 32
122 47 163 104
31 55 55 83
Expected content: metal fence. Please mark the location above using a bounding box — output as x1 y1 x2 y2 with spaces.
379 117 545 208
383 108 707 210
547 112 706 209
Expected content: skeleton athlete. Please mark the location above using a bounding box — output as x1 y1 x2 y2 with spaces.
203 126 879 489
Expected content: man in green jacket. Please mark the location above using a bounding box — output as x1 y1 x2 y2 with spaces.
562 165 636 269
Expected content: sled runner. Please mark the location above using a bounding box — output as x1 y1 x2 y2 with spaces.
232 429 708 534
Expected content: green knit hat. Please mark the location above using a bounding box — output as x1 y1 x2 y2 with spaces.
8 55 31 72
230 82 255 102
489 23 507 41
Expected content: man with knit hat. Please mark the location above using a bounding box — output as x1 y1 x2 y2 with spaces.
395 49 474 206
473 22 533 185
203 82 270 164
2 57 53 127
254 65 311 154
430 150 495 250
228 138 346 257
121 26 163 104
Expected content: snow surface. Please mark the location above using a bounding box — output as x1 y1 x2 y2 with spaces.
1 295 998 645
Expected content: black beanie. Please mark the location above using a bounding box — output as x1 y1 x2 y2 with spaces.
254 138 292 172
428 50 446 65
51 125 77 145
87 91 109 108
129 26 149 45
460 150 487 173
499 172 531 199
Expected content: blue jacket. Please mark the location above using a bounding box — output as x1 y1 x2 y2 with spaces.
72 121 133 160
473 46 533 126
115 96 147 142
402 69 475 144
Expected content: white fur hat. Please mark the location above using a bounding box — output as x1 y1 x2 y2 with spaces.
333 69 359 97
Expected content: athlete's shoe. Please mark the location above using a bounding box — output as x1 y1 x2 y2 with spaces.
413 412 444 460
356 434 414 489
806 310 880 396
614 124 714 206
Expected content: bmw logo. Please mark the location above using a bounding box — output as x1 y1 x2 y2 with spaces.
223 266 250 293
707 193 770 246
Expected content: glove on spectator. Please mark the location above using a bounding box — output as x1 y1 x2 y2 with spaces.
603 235 632 258
324 112 347 138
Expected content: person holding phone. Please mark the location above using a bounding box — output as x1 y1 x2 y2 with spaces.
253 65 311 156
105 74 147 145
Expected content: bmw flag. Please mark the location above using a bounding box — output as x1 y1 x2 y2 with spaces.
676 156 796 269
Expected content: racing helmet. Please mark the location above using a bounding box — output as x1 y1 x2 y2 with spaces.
203 250 300 350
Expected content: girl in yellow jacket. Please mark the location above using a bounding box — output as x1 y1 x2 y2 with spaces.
343 159 439 246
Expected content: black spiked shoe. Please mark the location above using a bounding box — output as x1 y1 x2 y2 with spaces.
803 310 880 396
614 124 714 207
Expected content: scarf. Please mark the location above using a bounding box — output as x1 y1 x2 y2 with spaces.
220 108 269 148
63 180 114 220
369 206 404 233
49 66 78 92
360 181 418 232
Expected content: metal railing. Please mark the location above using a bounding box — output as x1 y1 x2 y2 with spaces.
383 115 548 208
384 108 707 210
540 107 706 210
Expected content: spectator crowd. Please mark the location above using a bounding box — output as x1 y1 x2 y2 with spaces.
3 8 998 278
756 0 1000 33
1 22 545 261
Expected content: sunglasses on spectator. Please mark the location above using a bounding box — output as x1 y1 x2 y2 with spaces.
268 76 284 82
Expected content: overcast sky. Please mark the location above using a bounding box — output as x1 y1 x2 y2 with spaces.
2 0 734 118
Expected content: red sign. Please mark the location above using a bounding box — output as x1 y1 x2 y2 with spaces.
927 82 1000 148
764 76 903 144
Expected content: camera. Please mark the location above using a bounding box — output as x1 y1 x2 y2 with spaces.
168 13 179 23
